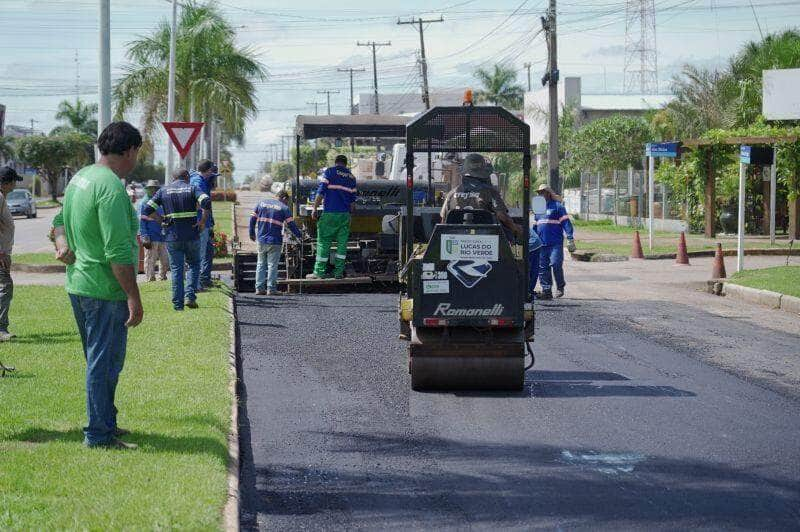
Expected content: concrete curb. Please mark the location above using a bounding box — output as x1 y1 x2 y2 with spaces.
223 295 241 532
710 281 800 315
573 247 798 263
723 283 782 309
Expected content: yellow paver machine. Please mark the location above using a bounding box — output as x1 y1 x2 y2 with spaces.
397 101 536 390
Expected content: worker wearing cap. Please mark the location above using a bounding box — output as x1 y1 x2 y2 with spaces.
534 184 576 299
440 153 522 240
307 155 357 280
138 179 169 282
249 190 303 295
0 167 22 341
143 168 211 310
190 160 218 290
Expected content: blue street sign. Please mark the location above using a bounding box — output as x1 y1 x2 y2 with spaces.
645 142 681 158
740 145 774 165
740 145 752 164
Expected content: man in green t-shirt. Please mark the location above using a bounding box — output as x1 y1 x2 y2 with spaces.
52 121 143 450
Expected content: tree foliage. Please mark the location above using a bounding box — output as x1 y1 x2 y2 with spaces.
52 99 98 138
114 1 266 161
15 133 94 200
0 137 14 163
562 115 652 176
474 64 524 109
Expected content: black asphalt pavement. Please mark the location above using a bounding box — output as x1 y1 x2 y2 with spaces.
236 292 800 530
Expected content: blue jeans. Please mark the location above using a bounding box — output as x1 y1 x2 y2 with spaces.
528 247 541 297
198 227 213 287
166 239 201 309
69 294 128 446
539 244 565 292
256 243 282 291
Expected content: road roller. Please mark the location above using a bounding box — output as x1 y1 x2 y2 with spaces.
397 99 536 391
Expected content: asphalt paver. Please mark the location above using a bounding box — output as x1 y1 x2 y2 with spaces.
237 291 800 531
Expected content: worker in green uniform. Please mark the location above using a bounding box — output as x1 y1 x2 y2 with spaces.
307 155 357 279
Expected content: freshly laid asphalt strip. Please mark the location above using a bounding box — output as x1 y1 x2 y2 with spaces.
237 292 800 530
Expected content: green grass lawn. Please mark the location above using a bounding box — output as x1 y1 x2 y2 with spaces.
728 266 800 298
12 252 57 265
0 282 232 529
35 199 61 209
212 201 233 237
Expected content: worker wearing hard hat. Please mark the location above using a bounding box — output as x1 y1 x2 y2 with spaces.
440 153 522 239
534 184 576 299
307 155 357 279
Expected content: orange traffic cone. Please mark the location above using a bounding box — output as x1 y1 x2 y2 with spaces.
631 230 644 259
711 242 726 279
675 231 690 265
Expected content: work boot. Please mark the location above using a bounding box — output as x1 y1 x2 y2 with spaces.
266 289 285 296
539 290 553 300
255 289 267 296
556 288 565 298
0 331 15 342
107 438 138 450
114 427 131 437
186 300 198 309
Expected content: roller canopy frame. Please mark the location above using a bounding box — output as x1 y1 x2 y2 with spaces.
403 105 532 305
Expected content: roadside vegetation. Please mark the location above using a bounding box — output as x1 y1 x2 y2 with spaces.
728 265 800 298
0 283 232 529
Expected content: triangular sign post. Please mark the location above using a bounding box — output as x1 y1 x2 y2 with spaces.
162 121 205 160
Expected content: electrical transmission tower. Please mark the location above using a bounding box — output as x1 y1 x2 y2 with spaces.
623 0 658 94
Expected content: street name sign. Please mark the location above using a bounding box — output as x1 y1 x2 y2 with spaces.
740 145 774 165
645 142 681 158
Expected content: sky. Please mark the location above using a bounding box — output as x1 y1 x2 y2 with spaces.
1 0 799 179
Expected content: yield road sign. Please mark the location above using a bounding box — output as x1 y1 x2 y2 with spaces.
163 121 204 159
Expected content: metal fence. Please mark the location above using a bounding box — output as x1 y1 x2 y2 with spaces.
566 169 682 230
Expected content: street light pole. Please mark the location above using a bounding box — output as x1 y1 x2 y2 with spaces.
165 0 178 182
98 0 111 144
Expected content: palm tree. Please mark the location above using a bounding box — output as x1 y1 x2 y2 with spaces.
661 65 737 139
53 99 98 137
729 30 800 125
114 1 266 160
474 65 524 109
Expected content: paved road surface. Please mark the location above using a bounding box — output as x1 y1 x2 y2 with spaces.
12 207 57 254
236 266 800 530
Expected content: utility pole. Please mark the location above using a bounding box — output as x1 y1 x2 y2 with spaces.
523 62 532 91
317 89 340 115
337 67 366 115
397 16 443 110
306 101 321 116
542 0 560 193
29 119 38 135
281 135 293 161
357 41 391 114
166 0 178 182
98 0 111 140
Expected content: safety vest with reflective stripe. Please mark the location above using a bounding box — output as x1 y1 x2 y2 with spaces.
142 180 211 242
316 165 357 213
534 200 574 246
249 198 302 245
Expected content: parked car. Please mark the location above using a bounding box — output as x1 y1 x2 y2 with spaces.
6 189 37 218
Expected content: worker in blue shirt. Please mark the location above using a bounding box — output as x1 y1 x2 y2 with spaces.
528 217 543 299
249 190 303 295
138 179 168 282
535 184 576 300
189 160 217 290
142 168 211 310
307 155 357 279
